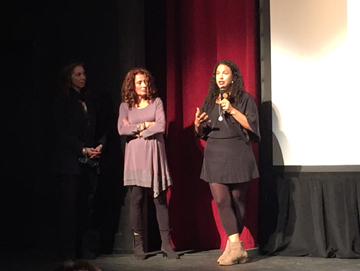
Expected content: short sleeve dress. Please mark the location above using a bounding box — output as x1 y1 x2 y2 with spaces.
199 92 260 184
117 97 172 197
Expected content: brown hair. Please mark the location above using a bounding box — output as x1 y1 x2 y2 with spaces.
58 61 86 98
121 68 158 108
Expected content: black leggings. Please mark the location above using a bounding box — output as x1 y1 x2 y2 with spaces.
209 182 249 237
130 186 169 233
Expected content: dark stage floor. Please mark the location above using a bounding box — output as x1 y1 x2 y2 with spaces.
2 248 360 271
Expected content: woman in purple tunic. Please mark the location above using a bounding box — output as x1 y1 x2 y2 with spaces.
117 68 179 260
194 60 260 266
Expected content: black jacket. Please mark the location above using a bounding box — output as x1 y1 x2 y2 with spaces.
53 88 101 174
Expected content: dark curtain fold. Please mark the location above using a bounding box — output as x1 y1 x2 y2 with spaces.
259 172 360 258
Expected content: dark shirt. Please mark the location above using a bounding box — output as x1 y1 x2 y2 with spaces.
53 88 97 174
200 91 260 142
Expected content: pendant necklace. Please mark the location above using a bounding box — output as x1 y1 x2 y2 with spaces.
218 102 224 121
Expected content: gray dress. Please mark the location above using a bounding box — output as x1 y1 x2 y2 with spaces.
117 97 172 197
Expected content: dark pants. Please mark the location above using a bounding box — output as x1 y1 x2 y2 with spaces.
129 186 169 233
59 166 98 259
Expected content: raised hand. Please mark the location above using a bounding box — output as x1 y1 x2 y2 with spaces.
194 107 210 127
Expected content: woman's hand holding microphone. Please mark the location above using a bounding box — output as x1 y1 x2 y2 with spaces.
220 98 235 115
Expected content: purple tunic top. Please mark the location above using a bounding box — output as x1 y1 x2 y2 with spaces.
117 97 172 197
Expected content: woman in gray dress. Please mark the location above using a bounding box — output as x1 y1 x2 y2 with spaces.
117 68 179 260
194 60 260 266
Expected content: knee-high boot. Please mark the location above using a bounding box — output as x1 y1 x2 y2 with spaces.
133 232 147 260
160 230 180 259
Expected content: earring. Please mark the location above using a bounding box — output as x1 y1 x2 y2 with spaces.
231 81 233 84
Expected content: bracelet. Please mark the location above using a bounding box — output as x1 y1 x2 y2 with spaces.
82 147 88 156
137 122 146 132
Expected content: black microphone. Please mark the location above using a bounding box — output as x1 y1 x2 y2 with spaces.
220 87 226 100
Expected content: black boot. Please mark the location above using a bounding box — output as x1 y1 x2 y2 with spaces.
160 230 180 259
133 232 147 260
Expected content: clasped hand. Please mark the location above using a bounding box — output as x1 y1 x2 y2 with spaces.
86 144 102 159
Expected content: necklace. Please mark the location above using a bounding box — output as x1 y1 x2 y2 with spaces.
218 103 224 121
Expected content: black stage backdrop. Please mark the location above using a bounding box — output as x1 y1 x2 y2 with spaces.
258 169 360 258
1 0 166 254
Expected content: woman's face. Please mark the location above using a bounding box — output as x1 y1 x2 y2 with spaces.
134 73 147 98
71 66 86 92
216 64 233 91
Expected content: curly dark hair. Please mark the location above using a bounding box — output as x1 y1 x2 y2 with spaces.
203 60 245 112
121 68 158 108
58 61 86 97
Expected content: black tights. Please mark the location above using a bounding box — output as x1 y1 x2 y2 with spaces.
130 186 169 233
209 182 249 237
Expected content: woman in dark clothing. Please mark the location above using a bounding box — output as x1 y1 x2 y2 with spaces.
54 61 105 260
194 60 260 266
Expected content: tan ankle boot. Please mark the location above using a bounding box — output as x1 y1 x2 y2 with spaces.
219 241 248 266
239 241 248 263
217 239 230 263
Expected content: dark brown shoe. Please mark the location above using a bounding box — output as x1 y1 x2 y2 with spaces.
160 230 180 259
133 233 147 260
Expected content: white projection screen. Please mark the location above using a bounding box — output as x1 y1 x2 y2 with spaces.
269 0 360 169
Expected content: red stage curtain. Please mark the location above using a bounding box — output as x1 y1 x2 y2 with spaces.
166 0 259 250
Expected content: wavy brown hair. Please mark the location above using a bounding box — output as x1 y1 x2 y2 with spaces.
121 68 158 108
203 60 245 112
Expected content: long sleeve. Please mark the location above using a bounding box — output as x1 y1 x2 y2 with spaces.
98 132 107 146
141 98 166 138
117 102 138 136
54 99 86 154
53 89 97 175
